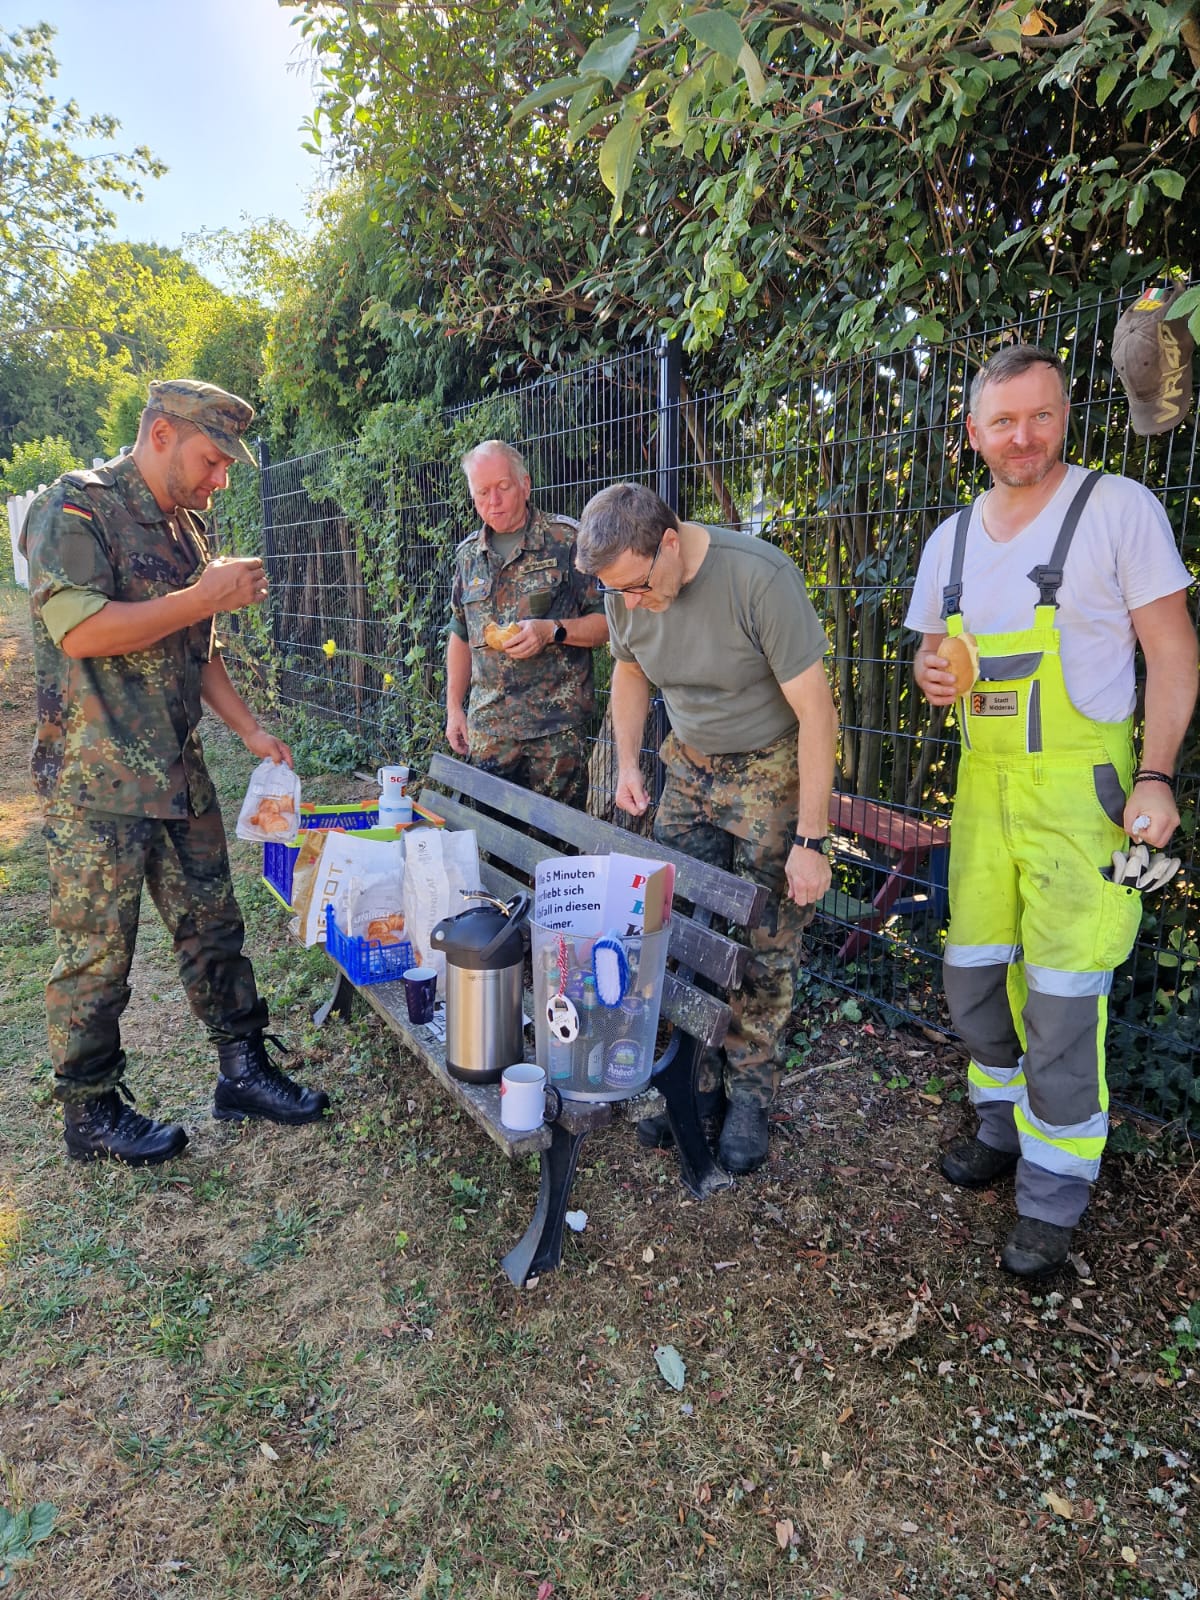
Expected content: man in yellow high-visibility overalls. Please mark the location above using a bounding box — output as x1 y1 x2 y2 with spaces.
907 345 1196 1276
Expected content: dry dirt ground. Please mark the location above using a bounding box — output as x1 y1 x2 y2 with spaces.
0 585 1197 1600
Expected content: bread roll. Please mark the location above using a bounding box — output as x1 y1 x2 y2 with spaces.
483 620 522 650
936 631 979 695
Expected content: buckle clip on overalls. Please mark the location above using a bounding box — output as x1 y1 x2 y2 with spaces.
940 470 1143 1226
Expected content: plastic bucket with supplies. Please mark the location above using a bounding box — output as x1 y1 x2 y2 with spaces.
531 922 669 1102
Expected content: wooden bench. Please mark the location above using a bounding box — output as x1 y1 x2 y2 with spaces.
826 792 950 960
313 752 769 1287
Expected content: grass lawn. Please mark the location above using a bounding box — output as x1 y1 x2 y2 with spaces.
0 581 1196 1599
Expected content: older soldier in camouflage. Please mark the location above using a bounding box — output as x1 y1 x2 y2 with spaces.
445 441 608 807
21 379 329 1166
577 483 838 1174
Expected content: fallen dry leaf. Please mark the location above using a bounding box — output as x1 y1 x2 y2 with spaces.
642 1246 655 1263
259 1441 279 1462
1043 1490 1074 1519
775 1518 794 1550
845 1298 926 1358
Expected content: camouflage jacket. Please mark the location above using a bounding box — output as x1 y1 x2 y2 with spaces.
449 503 604 742
20 454 217 818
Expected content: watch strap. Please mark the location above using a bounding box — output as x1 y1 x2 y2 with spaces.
793 834 831 854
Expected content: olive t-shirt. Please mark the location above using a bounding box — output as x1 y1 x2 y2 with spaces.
606 524 829 754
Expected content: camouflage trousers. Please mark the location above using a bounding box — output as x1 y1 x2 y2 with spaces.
470 726 588 809
654 729 814 1109
43 804 268 1102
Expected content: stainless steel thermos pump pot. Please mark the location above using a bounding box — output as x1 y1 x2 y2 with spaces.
430 891 531 1084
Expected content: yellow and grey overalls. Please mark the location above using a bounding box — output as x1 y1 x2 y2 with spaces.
941 471 1143 1228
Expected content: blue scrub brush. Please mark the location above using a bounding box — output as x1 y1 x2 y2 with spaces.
592 931 630 1007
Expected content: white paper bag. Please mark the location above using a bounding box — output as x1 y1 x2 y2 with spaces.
402 826 480 993
300 830 406 947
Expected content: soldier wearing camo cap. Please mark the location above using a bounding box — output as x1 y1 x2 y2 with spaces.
576 482 838 1174
445 441 609 807
20 378 329 1167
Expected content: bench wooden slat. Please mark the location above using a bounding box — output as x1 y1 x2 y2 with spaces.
424 788 749 992
428 753 769 928
341 968 553 1158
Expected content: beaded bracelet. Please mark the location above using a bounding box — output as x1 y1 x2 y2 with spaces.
1132 768 1176 788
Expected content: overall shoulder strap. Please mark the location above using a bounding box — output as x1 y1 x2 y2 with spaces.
1026 469 1103 607
940 504 974 621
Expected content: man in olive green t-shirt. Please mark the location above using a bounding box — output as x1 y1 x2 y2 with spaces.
576 482 838 1173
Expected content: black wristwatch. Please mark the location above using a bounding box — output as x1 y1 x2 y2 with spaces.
552 621 567 644
793 834 833 855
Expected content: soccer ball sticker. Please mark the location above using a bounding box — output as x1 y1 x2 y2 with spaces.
546 993 579 1043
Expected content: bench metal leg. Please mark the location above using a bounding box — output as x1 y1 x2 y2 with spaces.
313 968 355 1028
500 1122 589 1287
655 1032 735 1200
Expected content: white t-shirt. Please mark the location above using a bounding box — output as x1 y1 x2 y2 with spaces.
905 465 1192 722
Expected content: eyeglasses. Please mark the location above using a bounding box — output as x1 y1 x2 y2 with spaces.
597 535 665 595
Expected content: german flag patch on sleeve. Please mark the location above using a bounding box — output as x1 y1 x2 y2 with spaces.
62 502 94 521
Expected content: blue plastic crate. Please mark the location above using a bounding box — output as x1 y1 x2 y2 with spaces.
261 803 380 908
324 904 414 984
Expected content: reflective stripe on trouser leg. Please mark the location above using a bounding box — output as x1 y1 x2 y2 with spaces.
1011 969 1111 1189
943 954 1025 1122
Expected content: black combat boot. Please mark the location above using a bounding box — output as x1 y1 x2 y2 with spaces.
213 1032 330 1125
718 1094 770 1174
63 1087 188 1166
636 1084 725 1150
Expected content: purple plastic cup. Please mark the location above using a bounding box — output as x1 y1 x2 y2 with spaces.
402 966 437 1025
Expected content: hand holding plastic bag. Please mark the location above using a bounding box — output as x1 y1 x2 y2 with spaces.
236 758 302 843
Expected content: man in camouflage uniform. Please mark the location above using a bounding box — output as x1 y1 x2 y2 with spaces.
445 440 608 807
576 483 838 1173
20 379 329 1167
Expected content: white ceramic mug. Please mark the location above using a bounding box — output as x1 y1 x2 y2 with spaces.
499 1063 562 1131
377 764 409 799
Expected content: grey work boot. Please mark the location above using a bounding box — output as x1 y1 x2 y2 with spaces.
63 1087 188 1167
718 1095 770 1174
1001 1216 1074 1278
213 1032 330 1125
940 1137 1018 1189
637 1084 725 1150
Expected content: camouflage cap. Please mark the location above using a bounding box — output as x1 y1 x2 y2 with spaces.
145 379 257 468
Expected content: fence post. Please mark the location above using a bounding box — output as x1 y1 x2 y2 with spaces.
256 435 283 655
656 337 682 512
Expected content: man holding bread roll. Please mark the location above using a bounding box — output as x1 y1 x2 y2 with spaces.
907 345 1196 1276
445 441 608 806
576 483 838 1174
20 380 330 1165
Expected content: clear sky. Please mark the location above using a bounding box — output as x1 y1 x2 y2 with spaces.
17 0 325 251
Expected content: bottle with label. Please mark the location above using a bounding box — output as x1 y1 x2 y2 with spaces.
605 1039 643 1090
549 1037 573 1082
580 974 604 1085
